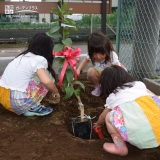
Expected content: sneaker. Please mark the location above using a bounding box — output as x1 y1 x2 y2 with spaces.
91 86 102 96
23 105 53 116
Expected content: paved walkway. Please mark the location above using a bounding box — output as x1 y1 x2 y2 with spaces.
0 43 90 75
0 43 116 76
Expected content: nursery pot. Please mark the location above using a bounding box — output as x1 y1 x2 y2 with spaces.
72 116 92 140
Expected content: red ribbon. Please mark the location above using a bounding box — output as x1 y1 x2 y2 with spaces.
53 46 81 89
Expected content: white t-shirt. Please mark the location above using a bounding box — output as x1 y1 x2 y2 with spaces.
0 52 48 92
104 81 150 109
106 51 120 66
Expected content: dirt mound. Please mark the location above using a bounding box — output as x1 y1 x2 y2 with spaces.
0 81 159 160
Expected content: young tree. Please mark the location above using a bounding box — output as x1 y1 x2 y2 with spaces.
47 0 85 119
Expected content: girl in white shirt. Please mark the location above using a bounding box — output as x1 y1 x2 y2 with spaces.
93 65 160 156
0 33 60 116
77 31 123 97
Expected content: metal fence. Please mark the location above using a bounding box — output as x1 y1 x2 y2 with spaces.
116 0 160 80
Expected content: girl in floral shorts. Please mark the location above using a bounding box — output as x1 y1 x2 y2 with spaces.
93 65 160 156
0 33 60 116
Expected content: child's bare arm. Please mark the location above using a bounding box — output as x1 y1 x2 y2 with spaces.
36 68 60 98
147 89 155 95
77 58 90 76
93 107 111 128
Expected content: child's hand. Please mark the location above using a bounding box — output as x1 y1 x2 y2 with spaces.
52 93 60 99
51 93 60 104
43 92 60 104
93 122 102 129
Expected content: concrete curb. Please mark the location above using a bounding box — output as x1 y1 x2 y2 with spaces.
143 78 160 95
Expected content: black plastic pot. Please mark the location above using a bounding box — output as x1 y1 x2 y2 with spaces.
72 116 92 140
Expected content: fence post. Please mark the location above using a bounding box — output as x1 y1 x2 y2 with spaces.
58 0 63 43
90 14 93 33
101 0 106 34
131 0 160 80
116 0 122 53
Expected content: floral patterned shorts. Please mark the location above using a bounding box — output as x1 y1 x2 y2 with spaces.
110 106 128 141
10 75 48 115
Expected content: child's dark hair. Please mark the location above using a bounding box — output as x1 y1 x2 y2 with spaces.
16 33 56 80
100 65 136 97
88 31 115 64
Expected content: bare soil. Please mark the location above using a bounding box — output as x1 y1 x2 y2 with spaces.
0 81 160 160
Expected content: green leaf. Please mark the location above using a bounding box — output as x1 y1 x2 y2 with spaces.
65 18 76 25
46 31 52 37
74 89 81 96
62 78 68 92
64 86 74 99
69 27 78 31
63 29 70 37
50 8 59 12
52 33 62 39
49 26 60 34
47 32 62 39
51 8 62 16
53 44 64 52
61 2 68 12
64 11 73 15
62 38 72 46
53 57 62 63
66 69 74 83
59 58 65 67
53 57 64 66
74 81 85 91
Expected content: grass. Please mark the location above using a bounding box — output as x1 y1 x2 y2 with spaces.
0 43 28 48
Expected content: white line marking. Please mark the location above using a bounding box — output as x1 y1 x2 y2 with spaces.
0 57 15 60
0 50 22 53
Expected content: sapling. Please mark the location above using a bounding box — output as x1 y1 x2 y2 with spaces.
46 0 77 52
47 0 85 119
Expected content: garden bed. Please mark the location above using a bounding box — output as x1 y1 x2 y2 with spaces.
0 80 160 160
0 38 17 44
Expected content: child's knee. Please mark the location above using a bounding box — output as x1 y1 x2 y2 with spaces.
87 67 98 77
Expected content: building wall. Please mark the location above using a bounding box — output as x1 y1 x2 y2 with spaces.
42 0 118 23
39 13 50 23
2 0 117 23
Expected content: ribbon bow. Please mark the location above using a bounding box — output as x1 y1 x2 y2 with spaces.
53 46 81 90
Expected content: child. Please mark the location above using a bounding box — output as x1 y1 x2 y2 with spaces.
0 33 60 116
93 65 160 156
77 31 122 97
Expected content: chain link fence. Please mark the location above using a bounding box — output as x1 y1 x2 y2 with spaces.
117 0 160 80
